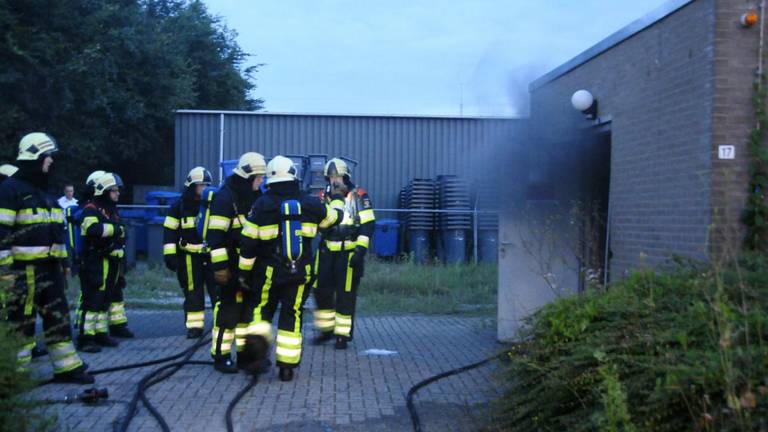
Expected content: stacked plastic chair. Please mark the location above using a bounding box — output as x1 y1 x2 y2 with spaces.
402 178 436 264
436 175 471 264
473 182 500 263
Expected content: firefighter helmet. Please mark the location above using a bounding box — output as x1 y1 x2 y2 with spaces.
17 133 58 161
233 152 267 178
93 173 124 196
266 155 297 185
0 164 18 178
324 158 351 180
86 170 106 187
185 166 213 187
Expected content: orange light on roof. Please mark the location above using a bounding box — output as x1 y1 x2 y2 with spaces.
741 11 759 27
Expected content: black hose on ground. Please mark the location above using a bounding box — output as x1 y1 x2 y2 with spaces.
405 352 506 432
225 374 259 432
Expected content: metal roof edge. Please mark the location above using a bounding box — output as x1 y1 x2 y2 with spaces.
174 109 523 121
529 0 696 91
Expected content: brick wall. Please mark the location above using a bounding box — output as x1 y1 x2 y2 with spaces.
710 0 764 262
528 0 717 276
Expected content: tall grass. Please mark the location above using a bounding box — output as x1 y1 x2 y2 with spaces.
358 258 497 315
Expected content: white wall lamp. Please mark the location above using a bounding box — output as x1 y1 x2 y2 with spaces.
571 89 598 120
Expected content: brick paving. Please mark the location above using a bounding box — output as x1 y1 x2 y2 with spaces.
26 310 503 431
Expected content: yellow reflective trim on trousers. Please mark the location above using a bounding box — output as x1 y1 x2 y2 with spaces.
293 281 307 334
101 259 108 291
24 265 35 316
345 253 354 292
312 249 320 289
163 216 180 230
254 266 274 319
68 221 75 249
210 301 221 356
0 250 12 266
186 254 194 292
359 209 376 224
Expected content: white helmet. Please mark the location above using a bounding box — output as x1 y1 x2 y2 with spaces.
86 170 106 187
324 158 351 180
266 156 297 185
17 132 58 161
233 152 267 178
185 166 213 187
94 173 124 196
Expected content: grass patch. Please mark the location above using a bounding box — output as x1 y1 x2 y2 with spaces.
495 255 768 432
66 259 498 315
357 258 497 315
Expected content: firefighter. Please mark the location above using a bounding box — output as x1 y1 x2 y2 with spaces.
0 164 17 183
205 152 266 373
163 166 217 339
76 172 130 352
238 155 345 382
0 132 93 383
312 158 375 349
71 170 105 331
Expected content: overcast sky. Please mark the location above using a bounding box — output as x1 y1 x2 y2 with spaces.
204 0 669 117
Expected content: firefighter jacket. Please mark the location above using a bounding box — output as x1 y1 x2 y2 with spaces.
80 200 125 259
238 181 344 281
0 177 67 267
322 185 375 252
163 193 207 256
206 176 261 271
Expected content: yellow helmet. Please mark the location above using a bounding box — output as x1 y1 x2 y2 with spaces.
0 164 18 178
93 173 124 196
266 156 298 185
17 132 58 161
185 166 213 187
86 170 106 187
233 152 267 178
324 158 351 179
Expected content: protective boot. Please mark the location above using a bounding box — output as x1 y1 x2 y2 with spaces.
278 367 294 382
53 365 95 384
95 333 119 348
110 325 134 338
241 335 270 375
214 357 238 374
76 336 102 353
334 336 348 350
312 331 334 345
31 345 48 358
187 328 204 339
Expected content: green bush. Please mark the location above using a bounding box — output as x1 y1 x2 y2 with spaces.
0 277 53 432
496 256 768 432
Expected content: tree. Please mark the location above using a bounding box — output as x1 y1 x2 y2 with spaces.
0 0 261 190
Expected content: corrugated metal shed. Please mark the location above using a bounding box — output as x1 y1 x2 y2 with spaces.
175 110 526 209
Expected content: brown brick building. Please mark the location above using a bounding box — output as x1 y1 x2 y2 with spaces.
499 0 766 340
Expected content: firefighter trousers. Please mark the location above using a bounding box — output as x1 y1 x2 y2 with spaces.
210 261 252 360
246 262 313 369
78 255 121 340
6 261 84 375
175 252 217 330
313 248 362 339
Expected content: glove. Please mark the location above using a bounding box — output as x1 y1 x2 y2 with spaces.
115 225 125 238
214 268 231 286
237 272 252 292
349 247 366 269
164 256 178 272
